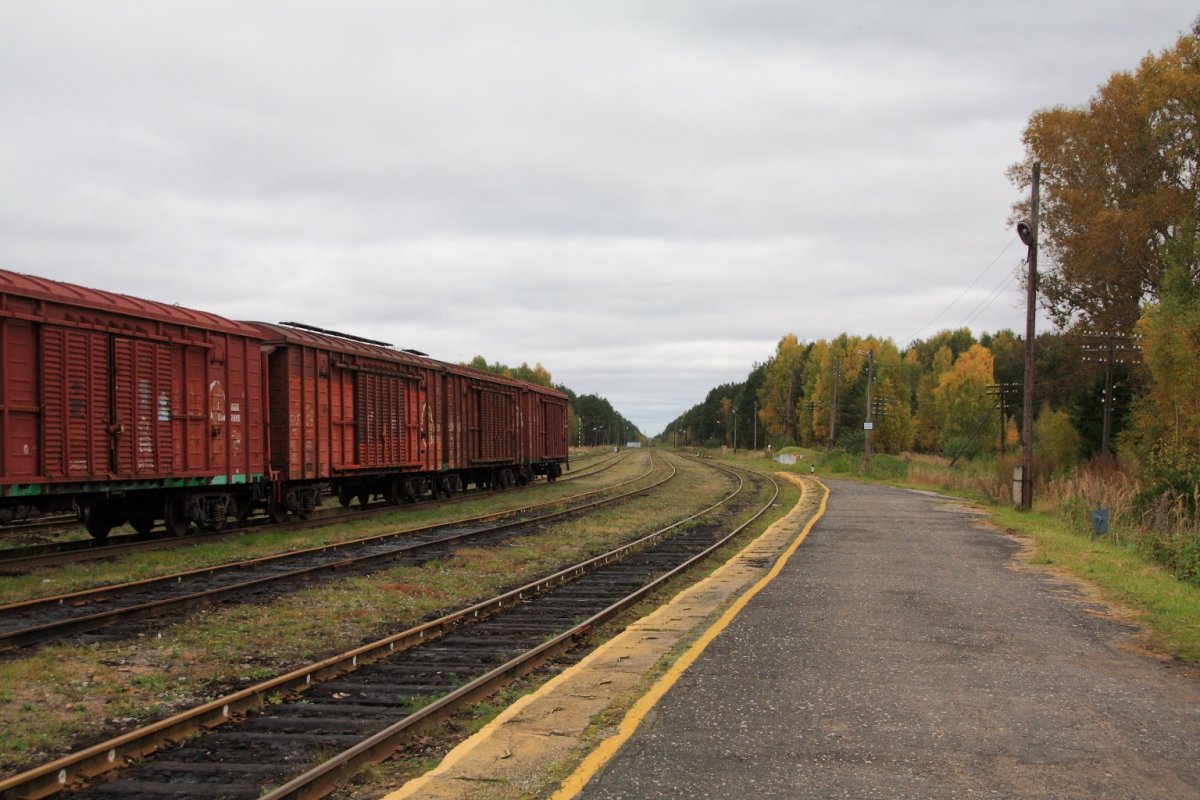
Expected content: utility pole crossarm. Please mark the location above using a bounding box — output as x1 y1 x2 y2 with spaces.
1081 331 1143 456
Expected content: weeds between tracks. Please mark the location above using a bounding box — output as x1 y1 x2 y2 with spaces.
0 452 727 776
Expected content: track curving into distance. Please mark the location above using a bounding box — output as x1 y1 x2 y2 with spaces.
0 456 778 800
0 452 665 651
0 451 630 572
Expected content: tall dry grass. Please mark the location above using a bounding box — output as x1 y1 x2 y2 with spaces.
901 451 1199 585
902 452 1016 505
1041 458 1141 538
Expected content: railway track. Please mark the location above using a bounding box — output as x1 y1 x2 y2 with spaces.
0 450 629 573
0 456 777 800
0 452 665 651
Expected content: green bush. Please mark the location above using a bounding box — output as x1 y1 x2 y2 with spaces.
865 454 908 481
1138 531 1200 586
836 428 865 455
818 449 856 474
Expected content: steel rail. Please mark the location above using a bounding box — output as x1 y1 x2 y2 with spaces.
0 457 774 800
0 452 665 650
265 462 778 800
0 451 628 571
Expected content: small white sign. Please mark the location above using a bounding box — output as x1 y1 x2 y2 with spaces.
863 422 874 430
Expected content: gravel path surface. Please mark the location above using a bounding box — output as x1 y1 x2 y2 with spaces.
577 479 1200 799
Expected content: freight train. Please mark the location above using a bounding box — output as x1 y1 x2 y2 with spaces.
0 269 569 539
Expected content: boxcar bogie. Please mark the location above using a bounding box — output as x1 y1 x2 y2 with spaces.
70 486 257 539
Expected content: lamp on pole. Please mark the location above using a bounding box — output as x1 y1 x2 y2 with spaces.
1016 161 1040 510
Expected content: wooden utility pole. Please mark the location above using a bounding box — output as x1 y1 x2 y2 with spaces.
1018 162 1040 510
753 401 758 451
861 348 875 467
987 383 1019 456
827 354 839 450
1082 332 1142 457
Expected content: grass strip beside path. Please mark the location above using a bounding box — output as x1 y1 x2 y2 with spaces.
990 505 1200 664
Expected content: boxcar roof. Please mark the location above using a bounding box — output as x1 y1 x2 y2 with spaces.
247 321 445 367
0 268 261 337
249 321 567 398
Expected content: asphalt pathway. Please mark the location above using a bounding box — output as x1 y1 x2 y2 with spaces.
575 479 1200 799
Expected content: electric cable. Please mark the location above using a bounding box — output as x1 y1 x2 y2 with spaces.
905 235 1018 345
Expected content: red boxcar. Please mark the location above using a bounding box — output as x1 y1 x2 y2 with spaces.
248 322 568 515
519 382 569 478
249 322 439 515
443 363 566 486
0 270 569 538
0 269 265 537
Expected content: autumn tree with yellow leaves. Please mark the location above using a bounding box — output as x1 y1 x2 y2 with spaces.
1126 222 1200 515
757 334 809 443
1010 18 1200 332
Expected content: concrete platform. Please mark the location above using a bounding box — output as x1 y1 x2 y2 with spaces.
386 477 1200 800
383 472 825 799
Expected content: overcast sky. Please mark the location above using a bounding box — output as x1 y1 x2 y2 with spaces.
1 2 1194 435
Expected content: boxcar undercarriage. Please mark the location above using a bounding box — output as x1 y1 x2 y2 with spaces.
2 458 566 540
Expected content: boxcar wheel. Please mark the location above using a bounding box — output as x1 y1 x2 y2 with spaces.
337 486 354 508
269 503 288 524
164 497 191 537
385 478 402 506
129 514 156 535
357 492 371 508
83 506 112 540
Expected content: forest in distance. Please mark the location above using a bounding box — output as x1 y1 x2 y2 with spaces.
658 327 1117 466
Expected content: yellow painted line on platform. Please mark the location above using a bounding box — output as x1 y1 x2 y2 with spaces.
550 477 830 799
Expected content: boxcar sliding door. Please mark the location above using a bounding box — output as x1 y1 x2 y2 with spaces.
111 337 174 476
475 387 516 464
353 370 423 469
39 326 110 479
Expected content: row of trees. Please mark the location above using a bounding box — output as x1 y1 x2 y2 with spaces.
657 327 1112 467
465 355 641 448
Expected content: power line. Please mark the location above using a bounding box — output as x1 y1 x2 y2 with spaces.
905 235 1019 346
962 269 1020 328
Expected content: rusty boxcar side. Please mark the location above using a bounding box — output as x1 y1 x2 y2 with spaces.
0 269 265 537
441 364 527 489
247 322 443 516
519 383 569 480
248 323 569 512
